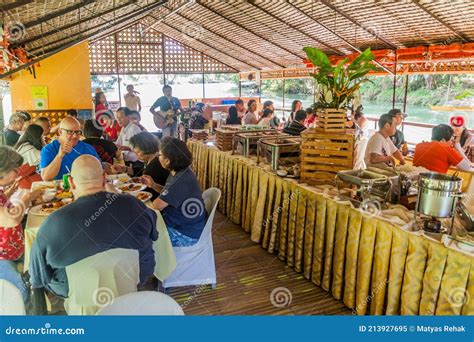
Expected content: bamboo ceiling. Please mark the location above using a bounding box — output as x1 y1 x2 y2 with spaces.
1 0 474 77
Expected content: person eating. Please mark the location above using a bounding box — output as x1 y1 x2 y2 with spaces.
4 113 25 146
283 110 307 136
0 146 41 303
115 107 142 163
29 155 158 298
243 99 258 125
388 108 407 150
82 119 119 164
413 124 472 173
450 115 473 160
226 100 243 125
149 137 207 247
257 108 274 128
40 117 100 181
365 113 406 167
128 132 169 200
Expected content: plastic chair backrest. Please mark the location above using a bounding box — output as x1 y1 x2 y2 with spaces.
96 291 184 315
66 248 139 311
198 188 221 245
0 279 26 315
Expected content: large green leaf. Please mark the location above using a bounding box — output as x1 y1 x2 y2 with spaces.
303 47 332 71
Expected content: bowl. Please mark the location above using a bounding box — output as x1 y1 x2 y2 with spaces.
276 170 288 177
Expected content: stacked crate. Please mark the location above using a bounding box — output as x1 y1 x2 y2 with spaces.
316 108 347 132
215 126 240 151
300 129 356 185
189 129 208 141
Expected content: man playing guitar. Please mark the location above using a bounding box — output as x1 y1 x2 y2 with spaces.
150 85 182 138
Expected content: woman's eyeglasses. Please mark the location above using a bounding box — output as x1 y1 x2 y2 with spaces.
61 128 82 136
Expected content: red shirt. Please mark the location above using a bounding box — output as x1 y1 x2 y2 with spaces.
0 189 24 260
103 121 121 142
414 141 464 173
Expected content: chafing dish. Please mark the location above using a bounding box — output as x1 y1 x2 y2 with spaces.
232 130 287 157
257 137 301 170
336 169 392 204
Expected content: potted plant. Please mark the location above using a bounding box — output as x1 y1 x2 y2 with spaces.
303 47 379 131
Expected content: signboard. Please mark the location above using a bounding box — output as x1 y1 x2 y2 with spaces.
31 85 48 109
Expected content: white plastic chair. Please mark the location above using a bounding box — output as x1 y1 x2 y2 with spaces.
162 188 221 289
65 248 140 315
96 291 184 315
0 279 26 315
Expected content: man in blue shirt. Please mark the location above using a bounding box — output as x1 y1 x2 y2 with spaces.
29 155 158 298
40 117 100 180
150 85 181 138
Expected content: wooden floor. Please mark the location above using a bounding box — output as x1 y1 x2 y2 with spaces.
167 211 351 315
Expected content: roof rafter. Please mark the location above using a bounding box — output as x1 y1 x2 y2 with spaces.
196 0 302 60
0 0 33 12
247 0 343 55
171 10 285 68
287 0 394 75
410 0 469 42
319 0 399 50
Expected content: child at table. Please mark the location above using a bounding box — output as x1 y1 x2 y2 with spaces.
0 146 41 304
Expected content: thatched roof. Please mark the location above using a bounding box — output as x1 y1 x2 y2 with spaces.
2 0 474 76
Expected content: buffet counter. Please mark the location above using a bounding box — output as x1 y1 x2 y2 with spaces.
188 140 473 315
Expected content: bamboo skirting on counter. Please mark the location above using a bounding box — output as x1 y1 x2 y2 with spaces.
188 140 473 316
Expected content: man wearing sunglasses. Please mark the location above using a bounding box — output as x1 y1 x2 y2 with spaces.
40 117 100 181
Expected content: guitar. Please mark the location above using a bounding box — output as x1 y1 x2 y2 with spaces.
153 109 179 129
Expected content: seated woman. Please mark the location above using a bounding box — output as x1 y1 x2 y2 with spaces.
0 146 40 304
450 115 473 161
128 132 169 200
148 137 207 247
82 119 119 164
257 108 273 128
14 123 44 166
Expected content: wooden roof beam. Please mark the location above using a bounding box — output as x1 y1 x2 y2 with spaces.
15 1 137 46
286 0 394 75
319 0 399 50
410 0 469 42
247 0 343 56
0 1 34 12
158 22 259 70
171 11 286 68
22 0 96 29
196 0 302 60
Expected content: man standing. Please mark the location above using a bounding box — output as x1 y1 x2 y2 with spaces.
124 84 142 112
365 113 406 167
29 155 158 298
40 117 100 180
4 113 25 146
115 107 142 163
150 85 181 137
388 108 407 149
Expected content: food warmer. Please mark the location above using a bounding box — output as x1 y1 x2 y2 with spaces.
232 130 288 157
256 137 301 171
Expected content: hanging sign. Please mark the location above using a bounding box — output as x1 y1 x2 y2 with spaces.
31 85 48 109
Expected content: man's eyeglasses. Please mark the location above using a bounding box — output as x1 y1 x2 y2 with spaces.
61 128 82 136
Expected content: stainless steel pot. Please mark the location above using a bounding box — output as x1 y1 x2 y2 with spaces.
416 172 462 218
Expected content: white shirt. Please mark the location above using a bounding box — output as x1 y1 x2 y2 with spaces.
243 112 258 125
364 131 397 167
16 143 41 166
116 122 142 162
259 117 271 128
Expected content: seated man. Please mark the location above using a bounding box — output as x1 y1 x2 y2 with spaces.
82 119 118 164
40 117 100 180
29 155 158 298
4 113 25 146
283 110 307 136
365 113 406 167
414 124 472 173
115 107 142 163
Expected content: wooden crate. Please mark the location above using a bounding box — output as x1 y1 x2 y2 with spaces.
316 108 347 132
300 129 356 185
215 127 239 151
190 130 208 141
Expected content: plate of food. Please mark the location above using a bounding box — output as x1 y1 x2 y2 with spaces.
55 189 73 199
134 191 153 202
106 173 131 185
30 199 72 216
117 183 146 193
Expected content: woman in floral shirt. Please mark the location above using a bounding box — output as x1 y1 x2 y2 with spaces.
0 146 40 302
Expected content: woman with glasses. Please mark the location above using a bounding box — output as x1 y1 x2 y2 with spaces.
39 117 100 181
0 146 41 304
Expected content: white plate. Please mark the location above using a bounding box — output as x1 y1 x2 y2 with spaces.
106 173 131 185
29 200 71 216
134 191 153 202
117 183 146 193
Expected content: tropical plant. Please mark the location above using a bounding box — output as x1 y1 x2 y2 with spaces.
303 47 379 109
